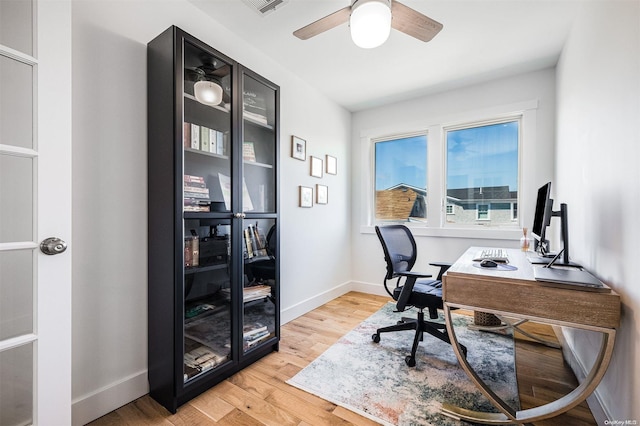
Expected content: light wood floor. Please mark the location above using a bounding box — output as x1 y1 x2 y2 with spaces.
89 292 596 425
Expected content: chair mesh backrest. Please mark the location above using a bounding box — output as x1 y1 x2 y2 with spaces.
375 225 417 280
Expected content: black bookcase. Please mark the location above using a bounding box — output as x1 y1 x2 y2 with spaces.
147 26 280 413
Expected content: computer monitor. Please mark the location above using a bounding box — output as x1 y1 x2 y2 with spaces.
531 182 552 254
530 182 577 267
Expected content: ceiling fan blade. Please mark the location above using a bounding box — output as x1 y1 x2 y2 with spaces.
391 1 443 42
293 6 351 40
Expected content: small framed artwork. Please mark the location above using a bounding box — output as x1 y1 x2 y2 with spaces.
316 184 328 204
299 186 313 208
310 156 323 178
326 155 337 175
291 136 306 161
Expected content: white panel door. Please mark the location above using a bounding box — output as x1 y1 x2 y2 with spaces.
0 0 72 424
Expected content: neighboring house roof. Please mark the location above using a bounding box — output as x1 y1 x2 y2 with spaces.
376 185 426 220
447 185 516 203
385 183 426 197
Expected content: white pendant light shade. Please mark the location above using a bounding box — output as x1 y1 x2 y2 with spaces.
350 0 392 49
194 80 223 106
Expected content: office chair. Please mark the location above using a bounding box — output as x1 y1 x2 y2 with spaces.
372 225 466 367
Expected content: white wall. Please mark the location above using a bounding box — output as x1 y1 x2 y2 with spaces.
555 1 640 421
71 1 351 424
350 69 558 291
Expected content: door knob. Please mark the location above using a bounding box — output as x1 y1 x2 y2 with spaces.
40 237 68 255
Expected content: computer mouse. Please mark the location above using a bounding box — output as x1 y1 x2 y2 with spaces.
480 259 499 268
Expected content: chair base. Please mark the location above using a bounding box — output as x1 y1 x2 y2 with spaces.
372 309 467 367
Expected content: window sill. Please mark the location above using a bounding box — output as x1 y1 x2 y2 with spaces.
360 224 522 241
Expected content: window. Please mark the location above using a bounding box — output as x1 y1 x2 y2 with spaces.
445 119 520 227
374 134 427 223
476 204 489 220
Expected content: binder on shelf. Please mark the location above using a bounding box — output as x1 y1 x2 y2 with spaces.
200 126 210 152
209 128 217 153
190 123 200 149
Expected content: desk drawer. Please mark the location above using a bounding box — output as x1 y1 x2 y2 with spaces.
443 274 620 329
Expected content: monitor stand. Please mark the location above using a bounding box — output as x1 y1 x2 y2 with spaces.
528 254 581 268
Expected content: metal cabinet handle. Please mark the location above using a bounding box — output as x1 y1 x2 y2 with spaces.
40 237 68 255
233 212 246 219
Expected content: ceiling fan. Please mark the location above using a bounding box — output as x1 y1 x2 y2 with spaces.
293 0 443 49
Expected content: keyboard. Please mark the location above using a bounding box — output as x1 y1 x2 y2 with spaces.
473 248 509 263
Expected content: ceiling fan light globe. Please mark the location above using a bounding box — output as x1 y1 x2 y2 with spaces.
194 80 223 106
350 0 392 48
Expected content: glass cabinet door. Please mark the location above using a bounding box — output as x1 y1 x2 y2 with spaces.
241 73 277 214
182 40 233 382
241 218 277 353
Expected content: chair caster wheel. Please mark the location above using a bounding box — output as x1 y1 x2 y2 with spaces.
372 334 380 343
405 356 416 367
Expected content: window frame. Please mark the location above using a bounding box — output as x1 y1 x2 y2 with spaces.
476 204 490 221
371 131 429 224
443 115 522 230
360 99 538 240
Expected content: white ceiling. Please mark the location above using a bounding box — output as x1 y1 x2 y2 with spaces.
190 0 582 111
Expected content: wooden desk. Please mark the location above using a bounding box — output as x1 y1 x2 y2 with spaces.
441 247 620 424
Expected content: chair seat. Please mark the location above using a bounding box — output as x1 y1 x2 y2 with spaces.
393 279 443 309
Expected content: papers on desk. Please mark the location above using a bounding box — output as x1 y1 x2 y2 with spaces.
533 267 610 293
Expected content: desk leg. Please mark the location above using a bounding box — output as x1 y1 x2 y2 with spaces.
441 304 617 424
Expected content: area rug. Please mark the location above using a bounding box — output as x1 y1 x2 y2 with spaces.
287 303 519 425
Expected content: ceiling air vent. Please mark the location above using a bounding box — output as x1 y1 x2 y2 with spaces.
241 0 289 16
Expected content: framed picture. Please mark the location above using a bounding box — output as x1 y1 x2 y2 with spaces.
291 136 306 161
326 155 337 175
299 186 313 208
310 156 323 178
316 184 328 204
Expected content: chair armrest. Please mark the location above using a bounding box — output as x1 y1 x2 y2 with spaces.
429 262 453 281
397 271 433 279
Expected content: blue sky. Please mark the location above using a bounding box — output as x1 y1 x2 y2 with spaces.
447 121 519 191
375 122 519 191
375 135 427 190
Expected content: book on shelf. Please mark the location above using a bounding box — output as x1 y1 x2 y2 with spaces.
247 224 267 257
245 332 270 348
243 141 256 162
183 345 227 379
183 122 191 148
200 126 210 152
243 322 268 338
244 228 254 258
243 284 271 302
190 123 200 149
184 174 210 202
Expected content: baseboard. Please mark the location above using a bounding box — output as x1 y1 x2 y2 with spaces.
349 280 389 297
553 326 610 423
281 280 353 324
74 281 385 424
72 369 148 426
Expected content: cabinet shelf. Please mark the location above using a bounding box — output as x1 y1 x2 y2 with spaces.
244 114 273 130
184 93 230 114
244 160 273 169
185 147 229 160
185 263 228 275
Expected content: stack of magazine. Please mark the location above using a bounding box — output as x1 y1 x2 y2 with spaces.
243 322 270 349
